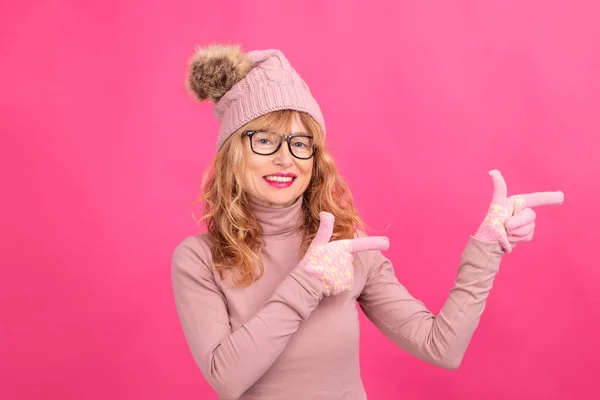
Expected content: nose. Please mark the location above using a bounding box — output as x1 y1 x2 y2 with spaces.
273 142 293 167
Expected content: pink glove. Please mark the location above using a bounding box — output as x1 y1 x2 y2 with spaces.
506 207 537 244
299 212 390 295
474 170 564 253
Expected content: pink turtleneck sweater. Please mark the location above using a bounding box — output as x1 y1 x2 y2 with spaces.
171 197 504 399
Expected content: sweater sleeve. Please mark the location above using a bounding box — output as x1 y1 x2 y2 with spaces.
171 236 326 399
356 235 504 369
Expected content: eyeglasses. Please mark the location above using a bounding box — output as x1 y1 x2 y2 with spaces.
243 130 316 160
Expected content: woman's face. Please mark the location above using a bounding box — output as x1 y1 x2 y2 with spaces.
240 113 314 208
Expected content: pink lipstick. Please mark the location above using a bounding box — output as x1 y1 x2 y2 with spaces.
264 173 297 188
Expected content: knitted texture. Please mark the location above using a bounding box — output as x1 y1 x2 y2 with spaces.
474 170 564 253
212 49 326 150
298 212 390 296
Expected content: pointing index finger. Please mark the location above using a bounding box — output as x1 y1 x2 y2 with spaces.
520 191 564 208
348 236 390 253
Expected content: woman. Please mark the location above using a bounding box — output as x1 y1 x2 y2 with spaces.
171 44 564 400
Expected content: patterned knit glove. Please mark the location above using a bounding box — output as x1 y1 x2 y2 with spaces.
474 169 564 253
299 212 390 296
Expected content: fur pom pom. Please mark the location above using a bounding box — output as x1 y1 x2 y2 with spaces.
186 44 252 102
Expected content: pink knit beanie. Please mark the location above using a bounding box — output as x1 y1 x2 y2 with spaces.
185 44 326 150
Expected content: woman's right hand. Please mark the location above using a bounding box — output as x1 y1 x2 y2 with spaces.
298 212 390 296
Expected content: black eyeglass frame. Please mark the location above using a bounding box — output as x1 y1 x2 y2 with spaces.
243 130 317 160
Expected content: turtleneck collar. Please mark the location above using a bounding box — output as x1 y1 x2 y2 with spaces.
249 196 305 238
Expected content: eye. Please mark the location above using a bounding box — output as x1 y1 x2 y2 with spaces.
290 136 313 149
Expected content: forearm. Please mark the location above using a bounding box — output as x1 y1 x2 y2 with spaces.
175 267 324 399
410 237 502 368
358 236 503 369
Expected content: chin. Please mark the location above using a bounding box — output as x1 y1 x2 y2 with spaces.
255 190 302 207
260 179 306 201
266 195 299 207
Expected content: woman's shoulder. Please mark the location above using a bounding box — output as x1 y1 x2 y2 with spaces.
171 233 214 275
173 233 213 251
351 229 389 273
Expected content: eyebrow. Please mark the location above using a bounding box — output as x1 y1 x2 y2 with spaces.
256 129 311 136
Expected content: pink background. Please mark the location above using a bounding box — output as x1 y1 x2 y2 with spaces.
2 1 599 399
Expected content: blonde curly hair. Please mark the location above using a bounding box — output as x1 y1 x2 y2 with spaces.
193 110 364 286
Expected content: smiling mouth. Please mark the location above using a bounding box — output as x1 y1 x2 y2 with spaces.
264 175 296 183
263 175 297 188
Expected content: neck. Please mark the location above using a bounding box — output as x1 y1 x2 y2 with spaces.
249 196 305 237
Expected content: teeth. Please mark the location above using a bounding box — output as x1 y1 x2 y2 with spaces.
265 176 294 183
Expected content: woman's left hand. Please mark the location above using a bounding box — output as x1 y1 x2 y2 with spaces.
474 169 564 253
505 207 536 245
